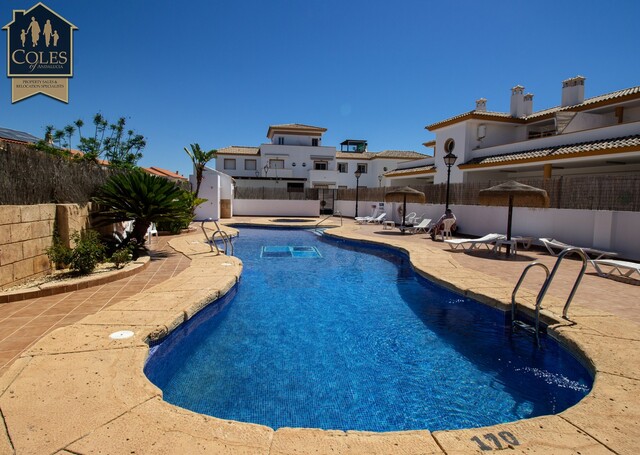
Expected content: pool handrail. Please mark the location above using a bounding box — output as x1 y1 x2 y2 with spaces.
511 247 588 345
316 211 342 229
200 218 234 256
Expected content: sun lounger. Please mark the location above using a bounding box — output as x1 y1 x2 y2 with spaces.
368 213 386 224
444 233 505 251
591 259 640 280
404 212 417 225
539 238 617 259
398 218 432 234
356 213 386 224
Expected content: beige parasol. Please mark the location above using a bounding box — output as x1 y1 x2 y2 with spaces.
384 187 426 228
479 180 550 255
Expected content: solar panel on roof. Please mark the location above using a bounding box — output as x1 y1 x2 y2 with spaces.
0 127 41 143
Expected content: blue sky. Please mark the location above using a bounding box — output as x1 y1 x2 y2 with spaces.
2 0 639 177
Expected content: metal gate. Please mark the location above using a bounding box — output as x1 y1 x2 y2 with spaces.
318 188 336 215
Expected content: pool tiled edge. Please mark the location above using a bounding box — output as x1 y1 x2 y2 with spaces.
0 223 637 454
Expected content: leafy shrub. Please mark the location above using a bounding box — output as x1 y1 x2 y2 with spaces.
45 236 72 270
155 192 205 234
111 242 134 269
156 220 186 234
69 230 105 275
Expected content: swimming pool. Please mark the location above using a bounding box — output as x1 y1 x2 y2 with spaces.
145 227 592 432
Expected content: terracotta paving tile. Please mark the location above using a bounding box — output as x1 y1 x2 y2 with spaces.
8 302 52 313
0 317 36 328
0 235 190 370
0 350 23 364
0 327 21 340
23 316 65 328
7 325 51 339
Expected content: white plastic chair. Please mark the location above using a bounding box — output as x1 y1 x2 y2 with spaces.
439 218 455 241
147 222 158 243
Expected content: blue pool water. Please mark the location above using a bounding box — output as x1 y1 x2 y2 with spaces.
145 227 592 432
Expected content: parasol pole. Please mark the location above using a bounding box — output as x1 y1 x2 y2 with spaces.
506 194 513 257
402 195 407 228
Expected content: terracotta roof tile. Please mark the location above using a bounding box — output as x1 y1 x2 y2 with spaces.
426 85 640 130
143 167 187 180
335 151 375 160
426 111 518 130
463 135 640 166
269 123 327 131
384 165 436 177
216 146 260 156
68 149 110 166
374 150 430 159
525 86 640 119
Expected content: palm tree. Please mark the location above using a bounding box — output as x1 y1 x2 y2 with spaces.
92 169 192 244
44 125 54 144
64 125 76 150
53 129 65 148
74 119 84 139
184 143 217 198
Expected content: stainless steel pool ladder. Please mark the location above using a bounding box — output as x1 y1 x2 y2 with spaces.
315 211 342 229
511 247 588 345
200 219 234 256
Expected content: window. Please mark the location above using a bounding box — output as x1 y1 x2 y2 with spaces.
337 162 348 173
223 159 236 170
244 159 256 171
277 137 284 145
357 163 368 174
287 182 304 193
312 138 319 146
314 161 328 170
269 159 284 169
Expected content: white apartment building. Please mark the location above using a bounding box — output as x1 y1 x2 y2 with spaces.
214 123 429 190
388 76 640 186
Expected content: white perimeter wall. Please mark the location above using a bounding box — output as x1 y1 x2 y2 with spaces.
192 173 220 220
234 199 320 217
334 200 640 260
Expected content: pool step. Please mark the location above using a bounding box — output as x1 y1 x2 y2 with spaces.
512 320 538 335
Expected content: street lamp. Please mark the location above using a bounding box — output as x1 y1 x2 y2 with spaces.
354 168 362 217
443 139 458 211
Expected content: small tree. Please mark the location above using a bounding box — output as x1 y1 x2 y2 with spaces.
42 113 146 168
184 143 217 198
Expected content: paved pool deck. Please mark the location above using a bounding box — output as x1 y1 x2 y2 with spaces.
0 217 638 454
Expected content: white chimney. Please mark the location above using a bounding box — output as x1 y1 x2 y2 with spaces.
510 85 525 117
561 76 585 107
523 93 534 116
475 98 487 112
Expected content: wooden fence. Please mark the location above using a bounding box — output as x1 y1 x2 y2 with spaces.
235 175 640 212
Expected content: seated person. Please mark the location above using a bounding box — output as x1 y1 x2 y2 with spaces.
429 209 457 239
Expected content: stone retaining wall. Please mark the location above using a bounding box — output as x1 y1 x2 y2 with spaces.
0 203 93 289
0 205 56 289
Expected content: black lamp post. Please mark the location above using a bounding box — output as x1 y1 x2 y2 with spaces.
354 168 362 217
443 151 458 211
